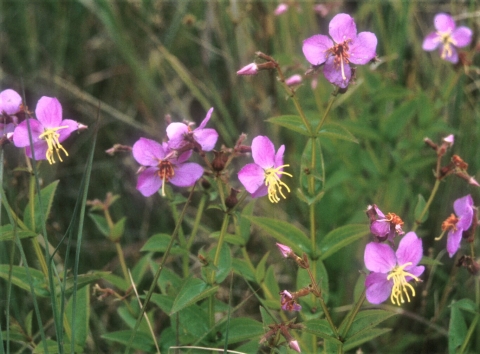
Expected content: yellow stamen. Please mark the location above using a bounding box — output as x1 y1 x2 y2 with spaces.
387 262 420 306
156 160 175 197
264 164 292 203
340 56 347 81
437 31 457 59
38 125 70 164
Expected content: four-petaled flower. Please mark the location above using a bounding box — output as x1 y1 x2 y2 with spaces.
13 96 85 164
302 13 377 88
422 13 472 63
367 204 404 243
166 107 218 153
238 135 292 203
279 290 302 312
441 194 474 257
364 232 424 306
132 137 204 197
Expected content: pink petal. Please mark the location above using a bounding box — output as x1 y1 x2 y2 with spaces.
447 229 462 258
438 45 458 63
35 96 62 127
452 26 472 48
132 137 165 166
57 119 80 143
274 144 285 168
323 56 351 88
0 89 22 115
349 32 377 64
238 163 265 194
434 13 455 32
25 141 49 161
370 220 390 237
136 167 162 197
166 122 189 149
364 242 396 273
422 32 441 51
251 136 275 168
365 272 392 304
250 184 268 199
193 128 218 151
197 107 214 130
395 232 423 267
169 162 204 187
13 119 44 147
302 34 332 66
329 13 356 43
454 194 473 230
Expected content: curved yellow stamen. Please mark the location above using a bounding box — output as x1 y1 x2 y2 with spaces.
387 262 420 306
437 31 457 59
38 125 70 164
264 164 292 203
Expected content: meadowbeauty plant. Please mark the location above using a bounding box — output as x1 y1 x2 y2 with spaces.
1 2 479 354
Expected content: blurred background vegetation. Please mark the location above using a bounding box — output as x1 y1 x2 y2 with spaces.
1 0 479 352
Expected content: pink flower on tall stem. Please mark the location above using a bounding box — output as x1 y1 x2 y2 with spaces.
238 136 292 203
13 96 85 164
366 204 404 243
441 194 474 257
132 138 204 197
302 13 377 88
364 232 424 306
422 13 472 63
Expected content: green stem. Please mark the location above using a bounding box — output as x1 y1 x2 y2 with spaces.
186 193 207 250
412 179 440 232
169 201 188 277
115 242 130 283
124 185 196 354
315 89 338 135
339 289 366 339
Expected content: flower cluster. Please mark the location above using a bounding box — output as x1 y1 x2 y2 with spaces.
132 108 217 197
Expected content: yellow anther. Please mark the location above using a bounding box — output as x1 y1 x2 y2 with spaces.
38 125 70 164
387 262 420 306
264 164 292 203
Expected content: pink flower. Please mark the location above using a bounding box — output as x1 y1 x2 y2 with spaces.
274 3 289 16
289 339 301 353
276 243 293 258
441 194 474 257
285 74 302 87
422 13 472 63
236 63 258 76
166 107 218 152
280 290 302 311
364 232 424 306
13 96 85 164
238 136 292 203
132 138 204 197
302 13 377 88
366 205 404 242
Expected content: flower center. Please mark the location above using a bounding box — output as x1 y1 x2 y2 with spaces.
387 262 420 306
385 212 404 234
442 213 459 231
38 125 70 164
437 31 457 59
156 160 175 196
327 40 351 81
263 164 292 203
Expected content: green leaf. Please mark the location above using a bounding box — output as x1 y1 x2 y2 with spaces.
343 328 392 351
0 224 36 242
245 216 311 256
109 216 126 241
102 330 154 352
319 224 369 260
420 256 443 266
263 265 280 307
267 115 312 136
318 122 358 144
210 242 232 283
232 259 255 282
170 277 218 315
0 265 49 297
414 194 428 223
303 319 340 343
33 339 84 353
449 302 468 354
341 309 396 339
88 214 109 237
218 318 264 344
23 180 59 233
66 285 90 348
210 231 245 246
451 298 479 315
140 233 186 255
255 251 270 284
